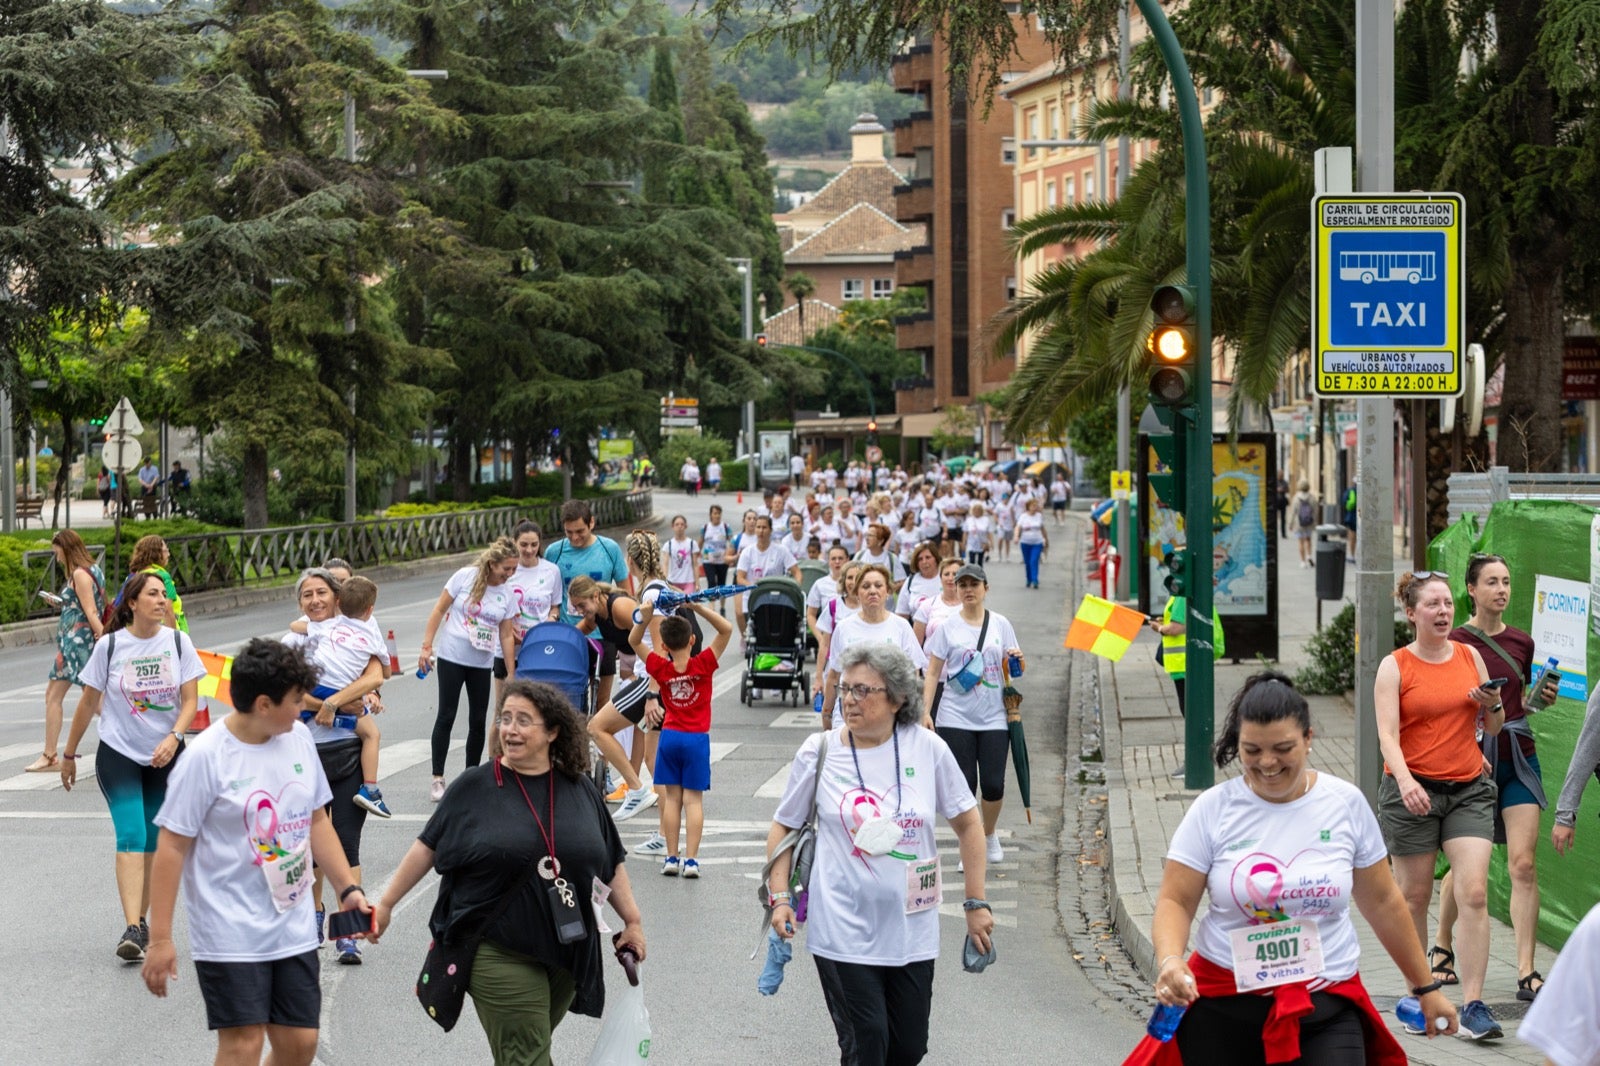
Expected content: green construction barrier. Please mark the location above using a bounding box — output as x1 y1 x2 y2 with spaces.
1427 500 1600 948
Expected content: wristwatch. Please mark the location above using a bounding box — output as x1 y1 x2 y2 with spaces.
962 899 992 912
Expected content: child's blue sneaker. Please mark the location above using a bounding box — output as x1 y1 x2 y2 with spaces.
661 856 680 877
682 858 700 879
354 784 392 818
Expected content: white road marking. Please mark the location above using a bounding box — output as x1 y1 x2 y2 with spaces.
769 712 817 728
754 764 795 798
0 764 95 790
374 738 462 782
0 742 49 762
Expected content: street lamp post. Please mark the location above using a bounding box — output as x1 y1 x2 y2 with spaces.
341 68 448 523
727 257 757 492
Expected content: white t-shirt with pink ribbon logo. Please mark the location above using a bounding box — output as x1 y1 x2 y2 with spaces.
1166 774 1388 985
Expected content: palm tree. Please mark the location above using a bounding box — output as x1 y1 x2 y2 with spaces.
786 272 817 335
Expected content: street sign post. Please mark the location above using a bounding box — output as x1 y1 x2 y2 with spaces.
1311 194 1465 397
103 435 142 474
1109 469 1131 501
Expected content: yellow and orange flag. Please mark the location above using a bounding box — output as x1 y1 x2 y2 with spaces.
190 649 235 731
1064 594 1147 662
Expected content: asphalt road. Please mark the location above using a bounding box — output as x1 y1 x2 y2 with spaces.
0 489 1142 1064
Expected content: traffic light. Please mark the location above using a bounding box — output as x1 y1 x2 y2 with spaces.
1163 548 1189 597
1146 430 1184 512
866 418 879 447
1147 283 1197 410
89 415 106 429
754 333 768 348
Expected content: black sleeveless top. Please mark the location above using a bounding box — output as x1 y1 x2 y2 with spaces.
594 591 633 652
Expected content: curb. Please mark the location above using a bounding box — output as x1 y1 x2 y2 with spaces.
0 510 660 652
1100 653 1159 982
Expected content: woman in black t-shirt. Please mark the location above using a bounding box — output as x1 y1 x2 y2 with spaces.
1433 554 1557 1002
375 681 646 1062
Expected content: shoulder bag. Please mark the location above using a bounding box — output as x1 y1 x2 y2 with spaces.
1459 623 1526 683
752 732 829 955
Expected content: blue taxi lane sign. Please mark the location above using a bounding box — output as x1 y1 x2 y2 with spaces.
1312 194 1464 397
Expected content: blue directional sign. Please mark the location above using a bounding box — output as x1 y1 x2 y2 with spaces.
1312 194 1464 396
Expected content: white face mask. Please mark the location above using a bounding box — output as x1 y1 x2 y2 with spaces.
853 814 903 856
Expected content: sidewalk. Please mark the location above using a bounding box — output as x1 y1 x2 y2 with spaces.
1099 531 1554 1064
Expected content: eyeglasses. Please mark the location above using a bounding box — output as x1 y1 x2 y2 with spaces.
1411 570 1449 580
497 715 547 730
839 683 889 702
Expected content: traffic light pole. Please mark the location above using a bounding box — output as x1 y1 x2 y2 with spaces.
1135 0 1215 789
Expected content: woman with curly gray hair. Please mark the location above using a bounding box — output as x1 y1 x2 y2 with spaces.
765 642 993 1065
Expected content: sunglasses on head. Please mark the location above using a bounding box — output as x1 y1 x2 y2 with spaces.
1411 570 1449 581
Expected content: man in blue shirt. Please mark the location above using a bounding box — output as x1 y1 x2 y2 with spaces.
545 499 628 626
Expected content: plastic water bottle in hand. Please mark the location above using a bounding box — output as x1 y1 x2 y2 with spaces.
1146 1003 1186 1042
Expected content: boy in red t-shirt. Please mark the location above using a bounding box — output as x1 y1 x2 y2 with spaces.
629 598 733 877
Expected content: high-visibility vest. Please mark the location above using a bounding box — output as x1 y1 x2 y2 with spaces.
1161 595 1224 678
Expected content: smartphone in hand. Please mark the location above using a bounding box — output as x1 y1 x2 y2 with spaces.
1479 677 1509 691
327 908 375 940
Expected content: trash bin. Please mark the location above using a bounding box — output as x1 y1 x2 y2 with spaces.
1315 524 1346 600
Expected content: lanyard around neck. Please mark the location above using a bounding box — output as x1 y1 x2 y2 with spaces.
510 767 556 863
848 727 903 817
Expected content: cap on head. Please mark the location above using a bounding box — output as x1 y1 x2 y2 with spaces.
954 564 988 584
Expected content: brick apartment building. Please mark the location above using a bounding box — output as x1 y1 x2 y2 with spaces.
889 20 1055 451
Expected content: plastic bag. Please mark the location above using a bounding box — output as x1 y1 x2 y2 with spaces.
588 969 652 1064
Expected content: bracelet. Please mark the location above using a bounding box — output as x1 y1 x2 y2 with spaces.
1411 979 1444 997
146 938 174 949
61 753 78 761
962 898 991 912
340 884 365 902
769 891 792 903
1158 953 1185 970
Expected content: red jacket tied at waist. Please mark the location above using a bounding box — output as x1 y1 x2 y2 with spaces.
1120 952 1406 1066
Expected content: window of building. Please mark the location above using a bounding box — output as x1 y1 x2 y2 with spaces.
1084 170 1095 201
872 278 895 299
1027 112 1039 158
1202 85 1215 107
842 278 865 301
1001 209 1016 229
1066 100 1077 138
1005 276 1017 302
1047 103 1059 143
1000 137 1016 166
1064 176 1075 204
1045 181 1056 208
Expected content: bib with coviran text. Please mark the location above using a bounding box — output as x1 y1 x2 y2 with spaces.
125 653 175 695
1228 917 1325 992
468 619 495 653
905 857 941 914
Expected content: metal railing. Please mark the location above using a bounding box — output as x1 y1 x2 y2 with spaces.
17 491 653 621
1446 468 1600 525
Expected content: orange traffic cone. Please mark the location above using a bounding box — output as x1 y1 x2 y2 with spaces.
736 491 743 504
386 629 402 674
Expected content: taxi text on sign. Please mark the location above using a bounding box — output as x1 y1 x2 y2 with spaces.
1311 194 1465 397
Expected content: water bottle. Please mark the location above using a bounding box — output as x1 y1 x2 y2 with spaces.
1146 1003 1186 1042
1529 656 1560 711
813 691 824 715
1007 653 1023 678
1395 996 1449 1033
416 658 433 680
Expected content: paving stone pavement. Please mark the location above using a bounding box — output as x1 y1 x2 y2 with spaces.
1095 523 1555 1064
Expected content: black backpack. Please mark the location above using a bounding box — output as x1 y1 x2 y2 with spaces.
642 580 704 657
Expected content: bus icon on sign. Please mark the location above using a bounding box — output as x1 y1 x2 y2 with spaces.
1338 250 1436 284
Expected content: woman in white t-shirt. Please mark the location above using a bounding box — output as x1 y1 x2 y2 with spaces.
1014 498 1049 589
142 638 370 1062
890 511 921 569
700 505 733 598
814 560 863 673
61 571 206 962
912 557 963 645
663 514 701 594
823 565 926 730
922 565 1022 864
1140 673 1454 1061
496 520 563 700
992 492 1016 563
766 642 992 1065
962 502 993 567
419 538 518 801
852 522 903 590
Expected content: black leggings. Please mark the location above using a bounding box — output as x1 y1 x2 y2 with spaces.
814 955 934 1065
1176 991 1366 1066
935 727 1008 802
317 740 367 867
703 562 729 588
432 657 492 775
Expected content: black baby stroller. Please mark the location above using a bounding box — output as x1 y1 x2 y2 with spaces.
741 576 810 706
796 560 829 661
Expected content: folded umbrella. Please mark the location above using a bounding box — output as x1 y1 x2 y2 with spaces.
1005 688 1031 824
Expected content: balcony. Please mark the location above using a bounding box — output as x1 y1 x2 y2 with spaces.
894 244 934 287
893 178 934 225
891 42 934 93
893 110 933 157
894 310 934 351
893 375 935 392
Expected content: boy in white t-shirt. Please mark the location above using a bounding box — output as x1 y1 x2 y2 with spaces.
144 638 371 1063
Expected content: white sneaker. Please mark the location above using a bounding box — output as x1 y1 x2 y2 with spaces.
633 832 667 856
613 787 658 822
430 778 446 803
986 833 1004 864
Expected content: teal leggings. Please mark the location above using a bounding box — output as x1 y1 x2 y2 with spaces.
95 742 178 852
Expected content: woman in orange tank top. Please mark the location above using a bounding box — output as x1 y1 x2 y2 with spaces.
1373 571 1507 1040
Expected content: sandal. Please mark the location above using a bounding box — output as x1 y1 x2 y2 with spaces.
1428 945 1459 986
23 753 59 773
1517 971 1544 1002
